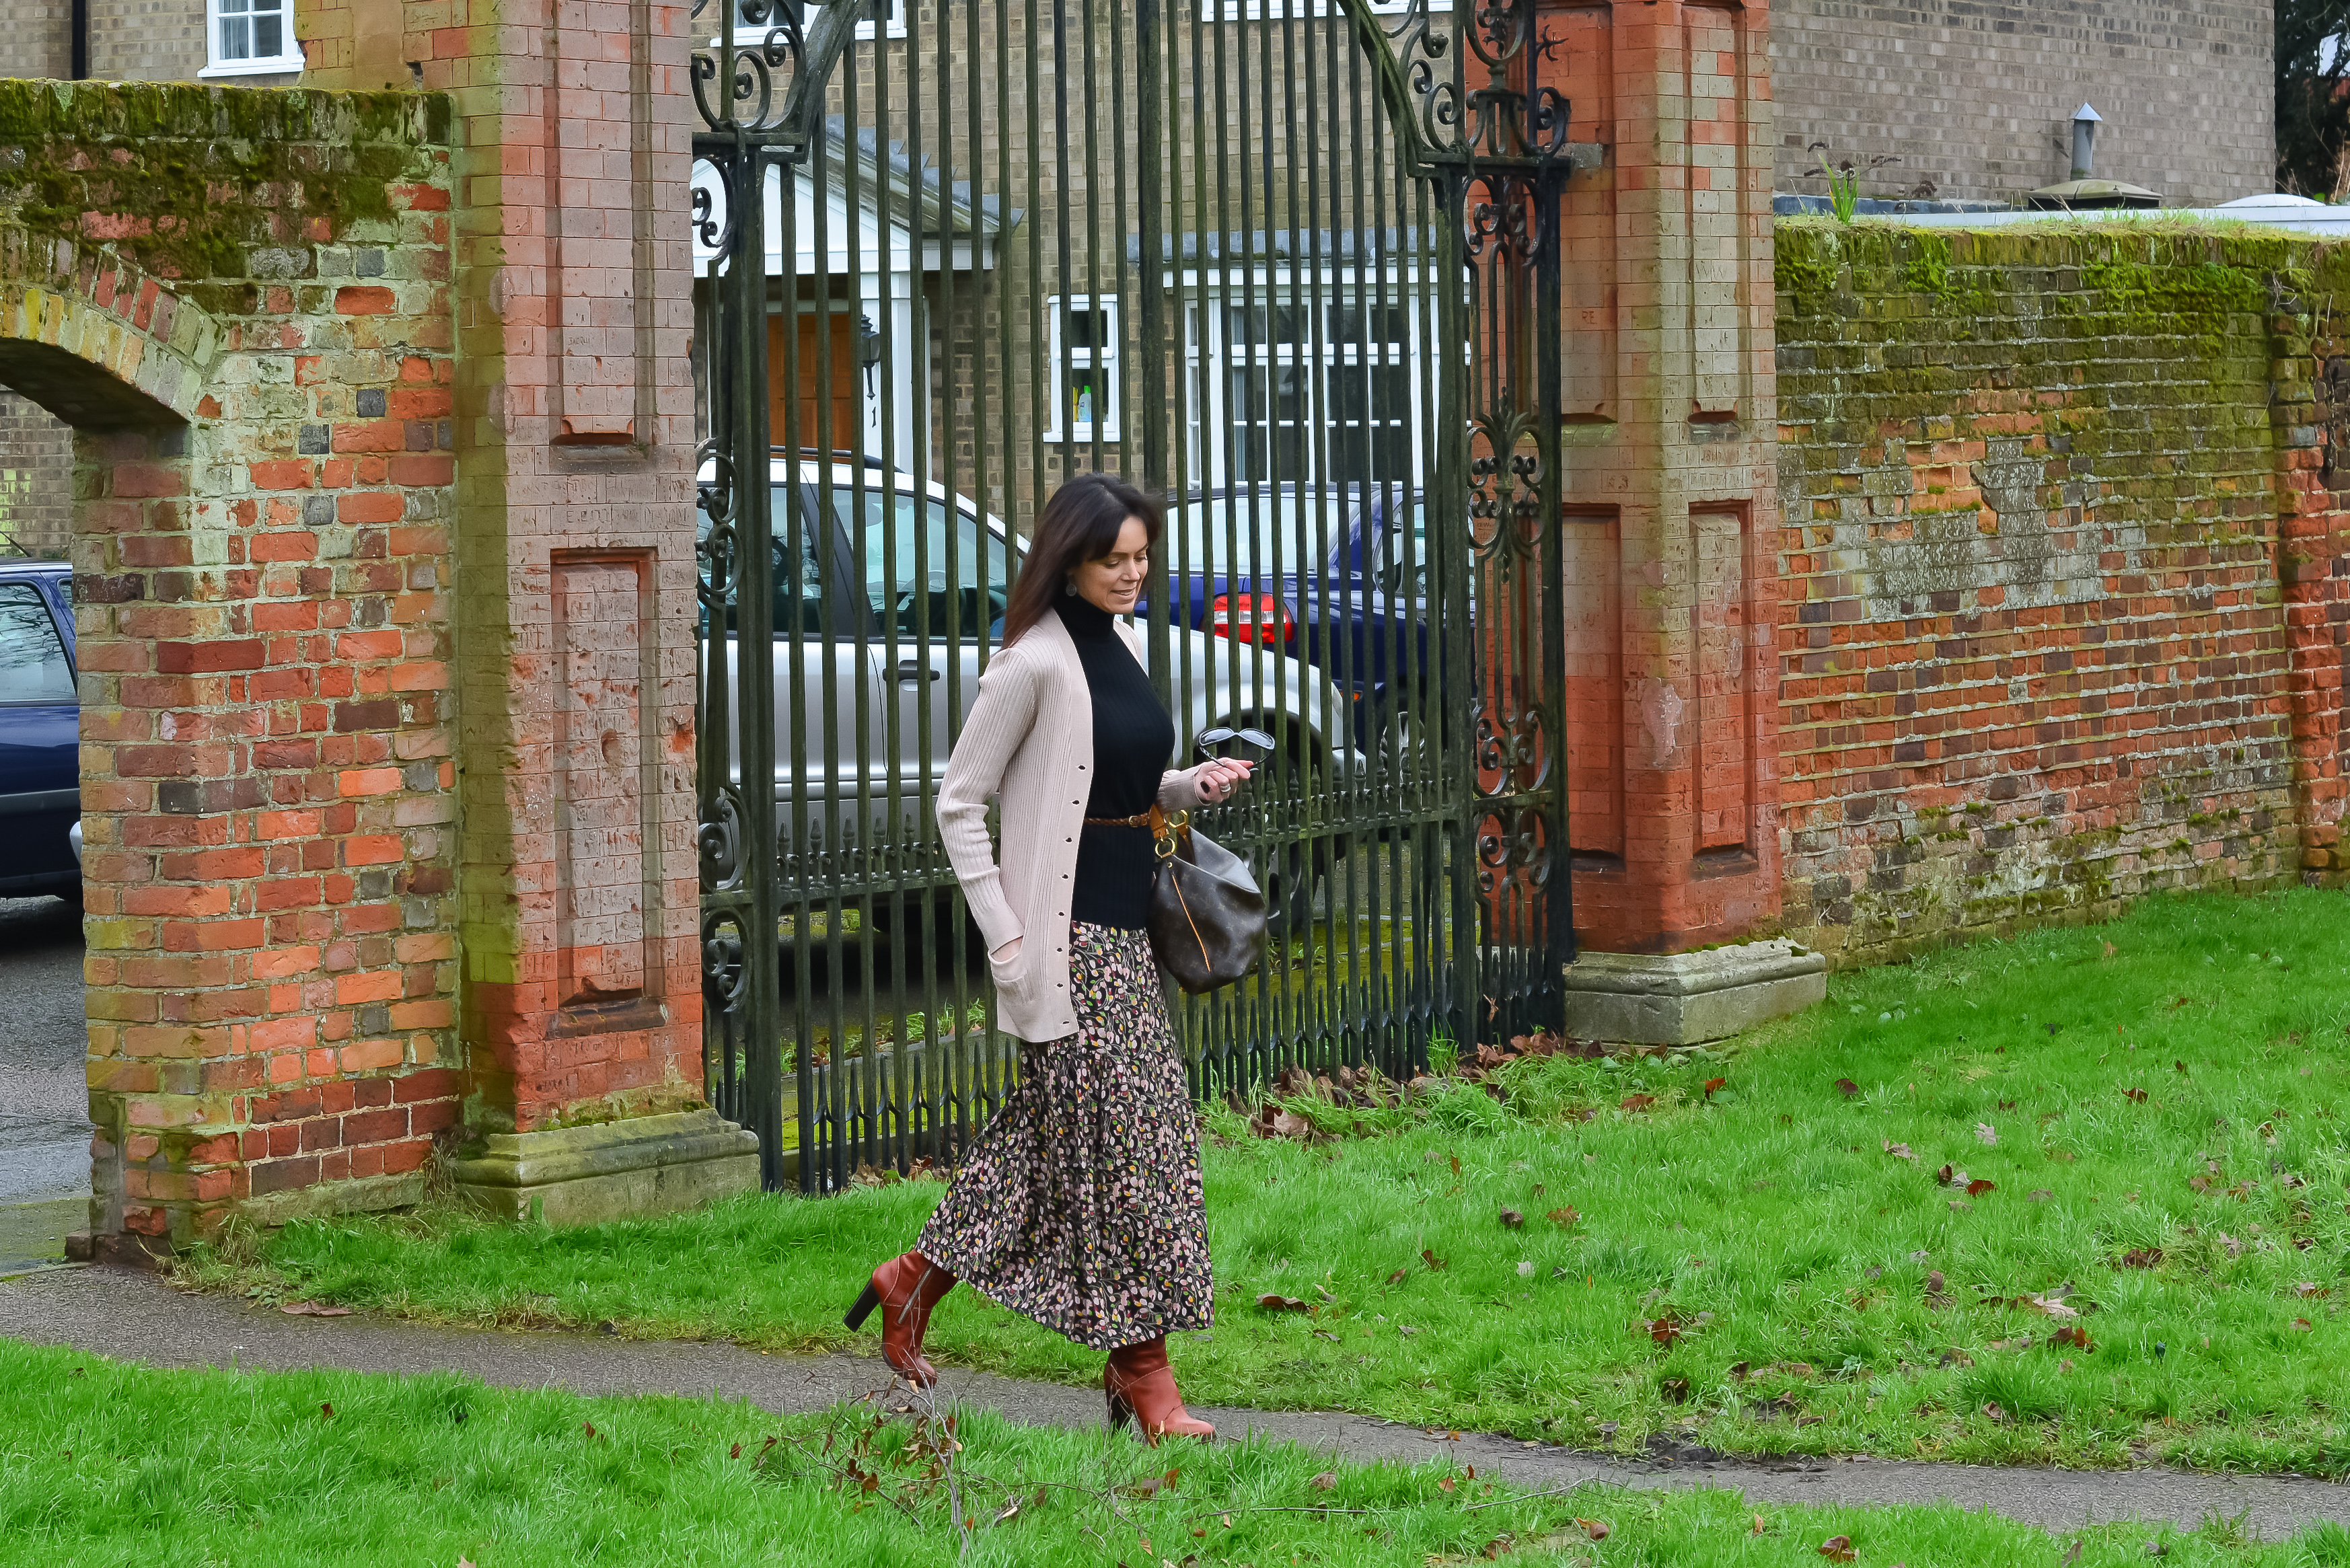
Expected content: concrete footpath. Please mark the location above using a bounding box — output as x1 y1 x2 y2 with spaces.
4 1268 2347 1540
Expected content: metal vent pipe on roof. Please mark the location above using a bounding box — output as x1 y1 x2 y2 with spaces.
2071 104 2103 181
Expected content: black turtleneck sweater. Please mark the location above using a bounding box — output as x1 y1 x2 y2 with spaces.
1058 595 1177 930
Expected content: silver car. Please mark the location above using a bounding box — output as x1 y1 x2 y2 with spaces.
698 457 1356 903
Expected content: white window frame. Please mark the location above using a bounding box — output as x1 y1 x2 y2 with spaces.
200 0 304 77
1179 269 1428 492
1043 295 1122 444
1212 0 1448 19
713 0 907 46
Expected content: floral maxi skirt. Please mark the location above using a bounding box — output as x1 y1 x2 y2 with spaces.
916 922 1215 1351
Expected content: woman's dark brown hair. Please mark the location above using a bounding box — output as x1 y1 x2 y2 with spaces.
998 470 1163 646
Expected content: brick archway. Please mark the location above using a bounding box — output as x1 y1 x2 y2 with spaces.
0 89 470 1250
0 228 221 432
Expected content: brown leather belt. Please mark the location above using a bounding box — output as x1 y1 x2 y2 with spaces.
1082 811 1154 828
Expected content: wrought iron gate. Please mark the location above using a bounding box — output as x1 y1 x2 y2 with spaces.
691 0 1571 1191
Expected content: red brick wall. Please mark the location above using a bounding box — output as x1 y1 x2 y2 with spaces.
0 83 459 1240
1773 223 2343 963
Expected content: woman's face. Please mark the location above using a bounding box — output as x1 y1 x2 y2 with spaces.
1068 517 1151 617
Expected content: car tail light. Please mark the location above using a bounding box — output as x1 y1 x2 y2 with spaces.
1209 592 1294 646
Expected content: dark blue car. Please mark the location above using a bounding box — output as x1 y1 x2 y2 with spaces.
0 559 79 899
1149 484 1432 756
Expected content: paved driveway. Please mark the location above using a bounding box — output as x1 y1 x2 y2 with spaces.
0 895 89 1222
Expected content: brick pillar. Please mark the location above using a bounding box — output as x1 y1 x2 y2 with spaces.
2279 319 2350 890
340 3 751 1218
1539 1 1812 1040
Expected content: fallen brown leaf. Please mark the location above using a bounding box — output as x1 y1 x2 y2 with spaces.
1422 1248 1447 1271
1967 1179 1996 1197
2123 1087 2148 1104
1819 1534 1857 1563
1703 1076 1728 1099
1498 1209 1524 1228
279 1301 353 1317
1619 1093 1655 1114
1385 1267 1408 1285
1546 1206 1580 1226
1310 1470 1336 1491
1575 1518 1611 1541
1255 1294 1309 1312
1882 1141 1915 1160
1835 1078 1860 1098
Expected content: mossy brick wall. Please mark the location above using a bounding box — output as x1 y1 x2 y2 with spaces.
1772 221 2349 965
0 81 460 1242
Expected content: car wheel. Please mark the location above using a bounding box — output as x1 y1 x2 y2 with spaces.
1257 725 1333 937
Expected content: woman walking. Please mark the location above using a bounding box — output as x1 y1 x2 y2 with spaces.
844 472 1252 1443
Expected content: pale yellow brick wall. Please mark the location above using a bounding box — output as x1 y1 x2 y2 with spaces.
1769 0 2275 209
0 2 75 81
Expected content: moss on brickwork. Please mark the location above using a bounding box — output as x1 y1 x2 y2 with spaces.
1774 217 2327 965
0 80 449 296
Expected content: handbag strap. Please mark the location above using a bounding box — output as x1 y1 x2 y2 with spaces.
1151 805 1190 860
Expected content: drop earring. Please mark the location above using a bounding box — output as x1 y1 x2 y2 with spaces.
1063 578 1077 597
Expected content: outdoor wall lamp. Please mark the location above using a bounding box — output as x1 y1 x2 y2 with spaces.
856 313 881 399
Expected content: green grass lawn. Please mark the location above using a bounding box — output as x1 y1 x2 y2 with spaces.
1 1338 2339 1568
188 889 2350 1474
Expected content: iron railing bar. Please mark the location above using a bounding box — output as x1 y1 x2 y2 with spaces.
735 139 784 1191
809 88 850 1193
1344 13 1384 1073
1025 0 1046 519
968 0 1006 1142
929 0 962 1167
776 149 821 1189
1271 0 1304 1072
1228 3 1265 1088
1292 0 1337 1070
1536 159 1573 998
895 0 928 1174
1106 0 1132 488
844 38 884 1182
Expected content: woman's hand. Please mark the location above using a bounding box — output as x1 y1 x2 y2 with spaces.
991 936 1023 964
1193 757 1253 805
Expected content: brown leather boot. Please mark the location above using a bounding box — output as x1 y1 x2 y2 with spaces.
844 1252 957 1387
1103 1337 1215 1444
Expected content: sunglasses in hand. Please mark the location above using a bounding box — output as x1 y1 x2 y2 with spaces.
1194 725 1276 759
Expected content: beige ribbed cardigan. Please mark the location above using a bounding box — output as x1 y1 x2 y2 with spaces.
936 608 1206 1042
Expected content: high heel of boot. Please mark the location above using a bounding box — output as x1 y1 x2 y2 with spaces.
847 1254 956 1388
1104 1388 1135 1431
843 1281 881 1332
